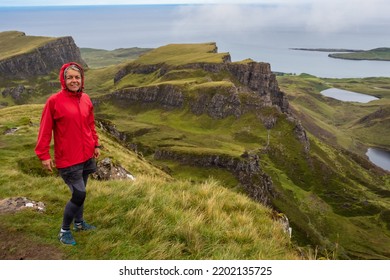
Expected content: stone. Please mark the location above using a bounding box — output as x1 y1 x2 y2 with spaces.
0 197 46 214
92 157 135 181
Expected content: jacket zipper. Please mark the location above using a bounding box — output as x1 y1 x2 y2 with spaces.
76 94 85 160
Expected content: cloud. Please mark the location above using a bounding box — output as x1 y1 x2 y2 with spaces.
170 1 390 38
305 0 390 32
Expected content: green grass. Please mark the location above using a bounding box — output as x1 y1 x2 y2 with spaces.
329 48 390 61
89 53 390 259
0 31 57 60
95 91 390 259
2 42 390 259
96 103 268 158
0 104 299 260
134 43 229 66
278 74 390 154
80 47 152 68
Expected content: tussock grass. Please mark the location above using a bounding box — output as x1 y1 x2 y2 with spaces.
3 43 390 259
69 176 298 259
0 104 299 260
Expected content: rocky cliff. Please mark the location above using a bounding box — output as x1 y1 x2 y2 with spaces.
0 32 86 79
154 149 275 206
110 59 289 117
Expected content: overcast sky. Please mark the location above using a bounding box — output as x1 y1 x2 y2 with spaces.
0 0 312 6
1 0 389 34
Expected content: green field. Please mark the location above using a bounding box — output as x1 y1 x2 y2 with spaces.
0 105 299 260
1 36 390 259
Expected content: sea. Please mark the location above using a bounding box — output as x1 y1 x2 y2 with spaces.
1 4 390 78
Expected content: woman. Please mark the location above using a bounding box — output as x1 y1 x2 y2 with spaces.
35 62 100 245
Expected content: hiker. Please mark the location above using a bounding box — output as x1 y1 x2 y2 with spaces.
35 62 100 245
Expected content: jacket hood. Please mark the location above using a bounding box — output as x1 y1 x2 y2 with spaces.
59 62 85 94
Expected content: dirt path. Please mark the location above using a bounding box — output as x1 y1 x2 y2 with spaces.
0 197 64 260
0 225 64 260
0 197 63 259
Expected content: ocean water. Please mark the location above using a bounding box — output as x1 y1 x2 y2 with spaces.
0 4 390 78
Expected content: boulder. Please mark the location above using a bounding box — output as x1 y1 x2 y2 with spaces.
92 157 135 181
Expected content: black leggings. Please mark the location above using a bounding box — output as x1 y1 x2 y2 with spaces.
58 159 96 230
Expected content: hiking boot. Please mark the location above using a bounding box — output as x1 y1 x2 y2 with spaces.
58 230 76 245
74 221 96 231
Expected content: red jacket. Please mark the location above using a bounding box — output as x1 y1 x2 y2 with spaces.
35 62 99 168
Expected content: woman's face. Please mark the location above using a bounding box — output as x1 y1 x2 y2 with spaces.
65 68 82 92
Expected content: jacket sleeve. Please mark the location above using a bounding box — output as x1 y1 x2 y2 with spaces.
88 102 99 147
35 99 54 161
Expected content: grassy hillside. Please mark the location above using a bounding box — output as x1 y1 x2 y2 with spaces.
1 42 389 260
277 74 390 153
134 42 229 66
85 44 390 259
0 104 299 260
80 47 153 68
95 102 390 259
0 31 57 61
329 48 390 61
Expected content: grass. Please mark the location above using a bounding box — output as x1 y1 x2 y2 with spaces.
95 94 390 259
0 31 57 60
329 48 390 61
0 104 299 260
80 47 153 69
95 103 267 158
278 74 390 154
134 43 229 66
90 48 390 259
2 42 390 259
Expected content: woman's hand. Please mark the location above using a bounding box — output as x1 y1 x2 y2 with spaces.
94 147 101 158
41 159 54 172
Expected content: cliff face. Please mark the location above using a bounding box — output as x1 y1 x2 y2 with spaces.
112 84 184 110
97 118 275 207
154 149 275 206
110 60 289 117
0 35 86 79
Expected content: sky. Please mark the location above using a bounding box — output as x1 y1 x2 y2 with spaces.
1 0 389 34
0 0 312 6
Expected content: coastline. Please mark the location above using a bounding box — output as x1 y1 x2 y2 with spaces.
291 47 390 62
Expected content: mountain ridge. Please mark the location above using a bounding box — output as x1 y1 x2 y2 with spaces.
0 32 389 259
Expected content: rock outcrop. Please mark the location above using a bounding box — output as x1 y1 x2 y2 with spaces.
110 59 289 116
0 197 45 214
154 149 275 206
0 33 86 79
2 85 34 104
112 84 184 110
92 157 135 181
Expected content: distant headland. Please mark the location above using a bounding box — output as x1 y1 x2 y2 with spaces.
291 47 390 61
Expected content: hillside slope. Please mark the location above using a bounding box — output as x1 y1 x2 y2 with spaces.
80 47 153 68
1 37 389 259
0 31 85 80
0 104 299 260
90 43 390 259
278 75 390 153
